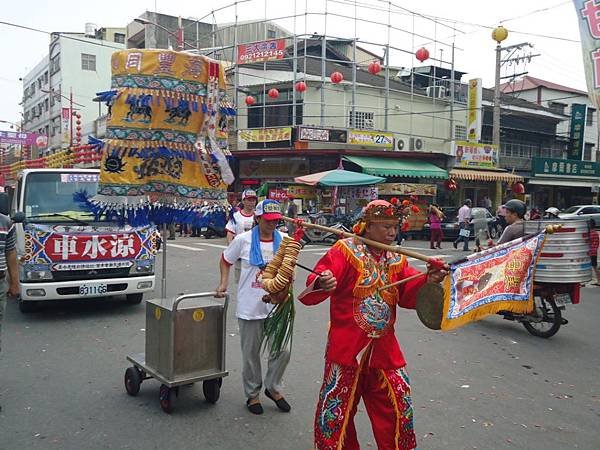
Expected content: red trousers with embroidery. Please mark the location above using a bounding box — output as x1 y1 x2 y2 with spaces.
314 360 416 450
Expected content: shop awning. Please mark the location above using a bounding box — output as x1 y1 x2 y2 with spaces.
342 156 448 179
449 168 524 183
528 178 599 188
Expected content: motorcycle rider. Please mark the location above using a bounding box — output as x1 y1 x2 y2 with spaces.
497 199 527 244
544 207 560 219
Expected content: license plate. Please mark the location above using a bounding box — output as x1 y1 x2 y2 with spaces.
553 293 571 306
201 227 207 232
79 283 108 296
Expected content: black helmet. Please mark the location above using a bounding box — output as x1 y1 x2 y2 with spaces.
503 199 526 218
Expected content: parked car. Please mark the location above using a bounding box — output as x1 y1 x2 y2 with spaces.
422 207 501 240
558 205 600 227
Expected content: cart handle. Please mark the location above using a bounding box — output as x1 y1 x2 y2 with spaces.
173 292 230 312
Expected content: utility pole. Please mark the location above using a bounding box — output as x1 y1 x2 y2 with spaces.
493 41 502 147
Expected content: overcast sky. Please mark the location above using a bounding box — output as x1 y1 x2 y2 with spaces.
0 0 585 129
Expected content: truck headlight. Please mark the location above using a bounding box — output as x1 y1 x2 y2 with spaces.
25 270 53 281
134 262 154 274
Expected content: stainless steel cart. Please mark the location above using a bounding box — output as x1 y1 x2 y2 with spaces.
124 292 229 413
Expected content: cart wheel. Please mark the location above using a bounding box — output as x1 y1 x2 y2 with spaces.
159 384 175 413
522 295 562 338
124 367 142 396
203 378 221 404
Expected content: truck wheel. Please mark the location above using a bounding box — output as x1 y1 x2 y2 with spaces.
126 293 144 304
18 298 37 313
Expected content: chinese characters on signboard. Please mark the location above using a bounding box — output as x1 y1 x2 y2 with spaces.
532 157 600 177
0 131 42 146
60 174 100 183
568 103 587 160
574 1 600 109
238 127 292 143
348 130 393 148
466 78 482 142
378 183 437 196
45 233 143 261
454 141 498 168
237 39 286 64
297 126 347 143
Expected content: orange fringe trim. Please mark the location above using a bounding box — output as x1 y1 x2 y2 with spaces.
379 370 402 450
337 343 372 450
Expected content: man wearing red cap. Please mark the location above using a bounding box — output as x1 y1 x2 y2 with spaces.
299 200 447 450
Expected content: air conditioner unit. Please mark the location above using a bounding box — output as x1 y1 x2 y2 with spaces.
426 86 446 98
397 137 424 151
364 118 374 129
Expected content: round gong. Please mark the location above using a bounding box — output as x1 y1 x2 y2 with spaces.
416 282 445 330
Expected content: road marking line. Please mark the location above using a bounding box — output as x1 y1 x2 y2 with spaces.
167 243 206 252
195 242 228 249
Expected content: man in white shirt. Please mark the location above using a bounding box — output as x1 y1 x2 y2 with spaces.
453 199 472 252
216 199 291 415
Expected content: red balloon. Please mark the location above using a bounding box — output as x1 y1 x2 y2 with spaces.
245 95 256 106
368 61 381 75
268 88 279 99
330 71 344 84
511 182 525 194
295 81 307 92
415 47 430 62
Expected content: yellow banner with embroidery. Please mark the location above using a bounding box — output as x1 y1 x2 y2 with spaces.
98 139 226 200
108 88 206 145
110 49 226 92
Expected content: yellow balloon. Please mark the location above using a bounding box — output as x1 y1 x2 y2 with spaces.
492 25 508 43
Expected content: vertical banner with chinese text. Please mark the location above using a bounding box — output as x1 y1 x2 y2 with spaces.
466 78 482 142
569 103 587 160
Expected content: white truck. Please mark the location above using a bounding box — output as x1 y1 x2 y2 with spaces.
10 168 158 312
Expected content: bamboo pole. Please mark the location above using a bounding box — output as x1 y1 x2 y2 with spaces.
283 217 445 267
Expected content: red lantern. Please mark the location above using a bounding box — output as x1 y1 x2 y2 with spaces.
330 71 344 84
245 95 256 106
368 61 381 75
511 182 525 194
295 81 307 92
268 88 279 99
444 179 457 192
415 47 430 62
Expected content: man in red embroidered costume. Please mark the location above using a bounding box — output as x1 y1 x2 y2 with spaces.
299 200 447 450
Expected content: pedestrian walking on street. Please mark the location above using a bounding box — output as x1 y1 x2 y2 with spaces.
216 199 291 415
285 194 298 235
298 200 448 450
428 204 443 249
453 199 472 251
0 212 20 411
226 189 258 283
588 219 599 285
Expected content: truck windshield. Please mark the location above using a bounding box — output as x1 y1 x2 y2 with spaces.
24 172 98 222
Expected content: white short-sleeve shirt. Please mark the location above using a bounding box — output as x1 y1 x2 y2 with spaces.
225 210 255 237
222 230 285 320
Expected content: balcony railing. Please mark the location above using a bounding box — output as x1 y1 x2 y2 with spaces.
498 141 565 171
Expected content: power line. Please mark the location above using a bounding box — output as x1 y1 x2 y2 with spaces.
499 1 571 24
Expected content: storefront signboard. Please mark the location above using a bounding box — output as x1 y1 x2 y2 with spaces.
568 103 587 160
348 130 393 148
297 126 347 143
454 141 498 168
239 158 309 178
238 127 292 143
532 157 600 177
237 39 285 64
378 183 437 196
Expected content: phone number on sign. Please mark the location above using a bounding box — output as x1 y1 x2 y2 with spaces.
239 49 284 62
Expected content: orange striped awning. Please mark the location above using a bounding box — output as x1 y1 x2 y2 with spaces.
449 168 524 183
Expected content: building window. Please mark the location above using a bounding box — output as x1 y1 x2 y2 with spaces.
44 71 49 84
114 33 125 44
81 53 96 71
548 102 566 115
44 99 49 112
584 142 594 160
348 111 374 130
50 54 60 75
454 125 467 141
30 83 36 95
586 108 595 126
267 29 276 39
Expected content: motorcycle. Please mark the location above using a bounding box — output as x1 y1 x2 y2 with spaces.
302 212 350 245
499 282 577 338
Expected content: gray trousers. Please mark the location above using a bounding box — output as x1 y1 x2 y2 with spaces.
237 318 291 399
0 279 6 353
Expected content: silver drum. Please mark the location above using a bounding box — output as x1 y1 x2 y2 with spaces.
525 219 593 283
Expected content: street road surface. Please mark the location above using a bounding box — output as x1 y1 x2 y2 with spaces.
1 237 598 449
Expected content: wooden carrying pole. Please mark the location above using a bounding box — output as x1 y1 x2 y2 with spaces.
283 217 445 268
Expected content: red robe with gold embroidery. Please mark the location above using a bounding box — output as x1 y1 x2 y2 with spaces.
299 238 427 369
